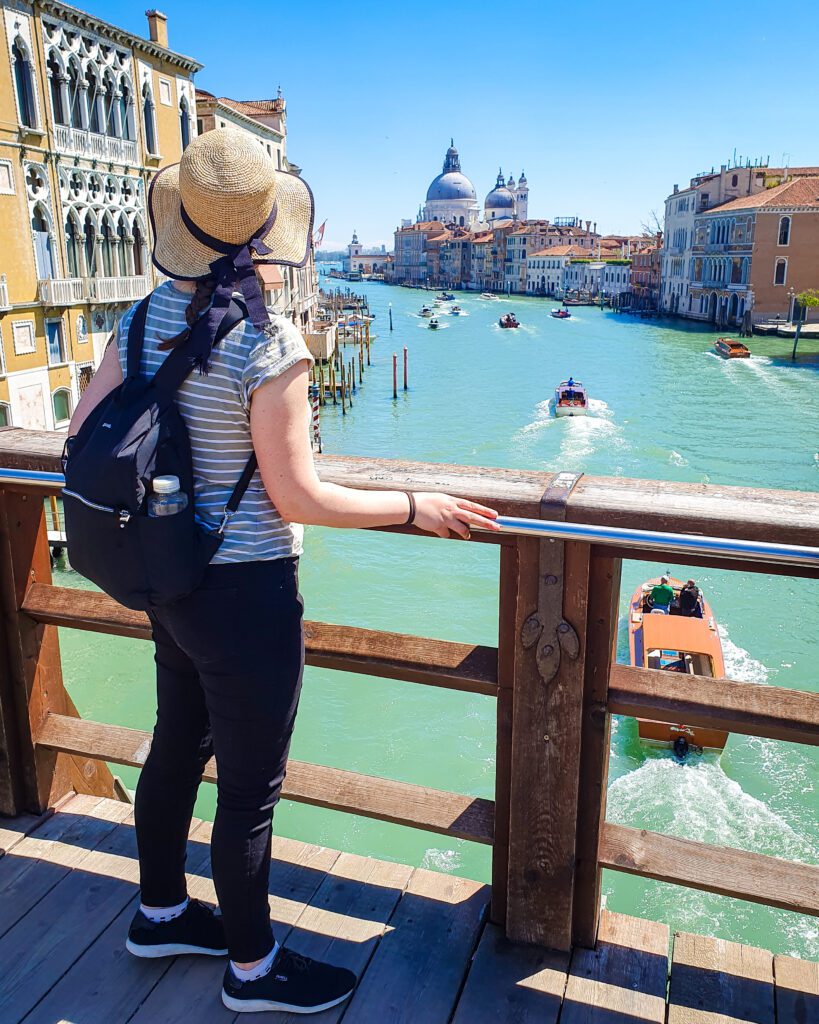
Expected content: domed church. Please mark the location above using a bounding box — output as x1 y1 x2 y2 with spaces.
420 142 529 228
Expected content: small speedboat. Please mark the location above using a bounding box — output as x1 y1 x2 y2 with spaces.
428 317 440 329
480 292 497 300
436 292 455 301
450 305 464 315
554 379 587 417
551 308 571 319
499 313 520 329
714 337 750 359
628 578 728 755
419 306 433 318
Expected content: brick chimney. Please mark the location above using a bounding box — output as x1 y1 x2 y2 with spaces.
146 10 168 48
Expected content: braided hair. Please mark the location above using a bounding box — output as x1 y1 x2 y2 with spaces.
159 275 218 351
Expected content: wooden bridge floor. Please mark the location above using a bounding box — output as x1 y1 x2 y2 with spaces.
0 794 816 1023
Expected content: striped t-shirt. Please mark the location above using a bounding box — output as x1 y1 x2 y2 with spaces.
116 281 314 563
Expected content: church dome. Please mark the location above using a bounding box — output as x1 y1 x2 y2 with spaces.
425 141 476 203
485 170 516 212
426 171 477 202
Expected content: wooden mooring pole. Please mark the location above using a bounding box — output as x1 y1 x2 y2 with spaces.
392 353 398 399
403 346 408 390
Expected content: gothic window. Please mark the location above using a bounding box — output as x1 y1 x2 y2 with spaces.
121 179 133 205
13 39 37 128
133 222 145 274
67 61 83 128
32 206 55 279
778 216 791 246
83 212 96 274
104 177 117 202
103 72 117 136
143 84 158 154
86 68 101 133
117 216 128 275
65 213 82 277
119 79 133 140
180 96 191 150
100 219 115 276
47 51 66 125
774 258 787 286
731 174 738 187
69 171 83 199
88 174 101 201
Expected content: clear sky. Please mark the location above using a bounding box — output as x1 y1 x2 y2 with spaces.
88 1 817 249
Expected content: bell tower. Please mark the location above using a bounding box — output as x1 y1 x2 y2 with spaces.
514 171 529 222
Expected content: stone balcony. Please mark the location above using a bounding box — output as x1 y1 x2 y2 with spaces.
53 124 139 167
38 275 151 306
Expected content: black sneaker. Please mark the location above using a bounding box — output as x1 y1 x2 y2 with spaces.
221 947 356 1014
126 898 228 958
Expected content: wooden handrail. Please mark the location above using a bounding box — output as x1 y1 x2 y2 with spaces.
599 822 819 917
36 713 495 844
22 584 499 696
608 664 819 746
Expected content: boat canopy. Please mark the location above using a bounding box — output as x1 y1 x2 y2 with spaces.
640 614 721 673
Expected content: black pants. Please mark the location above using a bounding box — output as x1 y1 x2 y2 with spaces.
134 558 304 963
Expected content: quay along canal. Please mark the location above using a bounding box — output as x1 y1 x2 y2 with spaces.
53 277 818 960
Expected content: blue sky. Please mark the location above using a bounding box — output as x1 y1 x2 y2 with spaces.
92 1 817 249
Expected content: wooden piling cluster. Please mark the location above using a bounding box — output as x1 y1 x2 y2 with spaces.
0 431 816 957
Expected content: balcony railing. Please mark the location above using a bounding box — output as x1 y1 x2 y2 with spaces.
53 124 138 166
37 278 87 305
0 274 9 311
38 276 151 306
0 434 816 956
89 275 151 303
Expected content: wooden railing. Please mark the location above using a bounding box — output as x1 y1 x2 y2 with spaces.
0 428 816 952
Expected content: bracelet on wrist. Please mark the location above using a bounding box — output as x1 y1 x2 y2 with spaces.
403 491 416 526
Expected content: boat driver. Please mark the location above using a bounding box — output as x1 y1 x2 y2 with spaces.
679 580 703 618
649 575 675 614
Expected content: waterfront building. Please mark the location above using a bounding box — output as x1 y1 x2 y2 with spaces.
660 161 819 318
689 176 819 325
564 256 632 301
630 238 662 309
438 229 471 289
504 220 598 294
468 231 494 292
341 231 392 278
525 245 586 296
0 5 200 430
196 87 318 334
392 220 449 285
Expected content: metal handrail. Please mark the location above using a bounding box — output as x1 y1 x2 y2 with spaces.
1 468 817 569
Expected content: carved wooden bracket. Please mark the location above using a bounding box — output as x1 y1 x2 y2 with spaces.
520 472 583 686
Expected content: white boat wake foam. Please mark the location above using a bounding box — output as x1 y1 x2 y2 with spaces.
718 625 770 684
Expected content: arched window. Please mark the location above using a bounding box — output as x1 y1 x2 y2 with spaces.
47 51 65 125
731 174 738 187
100 219 115 276
67 61 83 128
32 206 55 279
180 96 190 150
86 68 101 133
117 216 128 276
103 73 117 136
65 213 82 277
142 84 157 154
52 388 72 426
774 258 787 286
133 221 145 275
119 79 133 140
13 39 37 128
778 216 791 246
83 213 96 274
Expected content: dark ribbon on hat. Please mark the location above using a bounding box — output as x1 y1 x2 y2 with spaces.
179 202 278 369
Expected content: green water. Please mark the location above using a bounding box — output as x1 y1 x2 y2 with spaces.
56 279 818 959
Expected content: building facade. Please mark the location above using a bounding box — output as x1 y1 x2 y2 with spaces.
341 231 391 277
0 4 200 430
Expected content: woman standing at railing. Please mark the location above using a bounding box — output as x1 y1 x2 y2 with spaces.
68 128 499 1016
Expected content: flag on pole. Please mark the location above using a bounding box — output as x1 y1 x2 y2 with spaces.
313 220 326 250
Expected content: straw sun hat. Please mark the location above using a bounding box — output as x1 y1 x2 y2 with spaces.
149 127 314 281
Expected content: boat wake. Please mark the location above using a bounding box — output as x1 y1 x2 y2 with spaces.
718 625 770 684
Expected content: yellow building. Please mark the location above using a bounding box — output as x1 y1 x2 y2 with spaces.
0 5 201 430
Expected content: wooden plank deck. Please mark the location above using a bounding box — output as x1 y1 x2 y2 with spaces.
0 794 815 1024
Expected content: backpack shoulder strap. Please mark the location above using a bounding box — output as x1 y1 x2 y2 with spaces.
217 451 258 535
125 295 152 379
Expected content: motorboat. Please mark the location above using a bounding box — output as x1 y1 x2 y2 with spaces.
428 317 441 329
554 379 587 417
418 306 433 318
436 292 455 301
551 308 571 319
714 337 750 359
499 313 520 329
480 292 497 300
628 577 728 754
450 305 464 315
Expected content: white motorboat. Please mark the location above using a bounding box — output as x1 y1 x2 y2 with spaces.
428 317 441 329
419 306 433 318
480 292 497 300
554 378 587 417
450 305 464 315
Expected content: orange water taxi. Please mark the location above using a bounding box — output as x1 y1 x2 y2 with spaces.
628 577 728 754
714 337 750 359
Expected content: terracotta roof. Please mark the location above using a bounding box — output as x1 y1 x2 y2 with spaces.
471 232 493 243
529 245 584 258
704 176 819 213
228 98 285 114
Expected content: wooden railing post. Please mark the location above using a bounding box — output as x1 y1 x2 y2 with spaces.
503 473 592 950
572 552 622 947
0 489 114 813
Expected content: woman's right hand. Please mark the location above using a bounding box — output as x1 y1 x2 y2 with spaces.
411 492 500 540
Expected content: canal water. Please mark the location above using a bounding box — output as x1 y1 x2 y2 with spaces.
56 277 818 958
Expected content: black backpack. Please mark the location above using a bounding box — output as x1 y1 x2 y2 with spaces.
62 291 256 611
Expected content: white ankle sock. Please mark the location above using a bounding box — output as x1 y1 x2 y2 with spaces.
139 897 189 923
231 941 280 982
